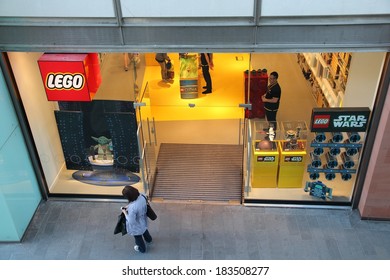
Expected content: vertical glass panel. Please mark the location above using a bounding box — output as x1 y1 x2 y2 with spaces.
0 74 19 147
137 82 158 195
0 127 41 241
0 67 41 241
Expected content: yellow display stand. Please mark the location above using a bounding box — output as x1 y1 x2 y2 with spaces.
179 54 199 99
278 140 307 188
251 140 279 188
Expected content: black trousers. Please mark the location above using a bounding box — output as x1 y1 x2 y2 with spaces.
265 109 278 129
201 65 212 90
134 229 152 253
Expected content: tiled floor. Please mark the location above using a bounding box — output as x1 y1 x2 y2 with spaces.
1 200 390 260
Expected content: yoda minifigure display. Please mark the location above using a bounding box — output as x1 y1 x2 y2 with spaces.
91 136 113 160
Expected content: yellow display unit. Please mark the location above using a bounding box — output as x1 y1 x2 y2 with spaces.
251 140 279 188
278 140 307 188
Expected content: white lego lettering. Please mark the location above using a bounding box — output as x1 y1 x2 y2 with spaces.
314 119 329 124
46 73 84 90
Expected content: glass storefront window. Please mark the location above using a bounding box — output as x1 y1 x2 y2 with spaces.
6 51 384 207
242 52 382 206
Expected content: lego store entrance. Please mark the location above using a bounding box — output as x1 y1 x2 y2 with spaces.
137 53 248 204
6 51 384 206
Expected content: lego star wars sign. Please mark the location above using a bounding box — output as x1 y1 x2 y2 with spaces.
257 156 276 162
38 53 101 101
310 107 370 132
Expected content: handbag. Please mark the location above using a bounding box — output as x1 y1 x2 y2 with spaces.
114 212 127 235
165 61 174 79
142 195 157 220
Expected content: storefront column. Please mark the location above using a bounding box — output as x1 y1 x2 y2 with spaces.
358 84 390 219
357 53 390 219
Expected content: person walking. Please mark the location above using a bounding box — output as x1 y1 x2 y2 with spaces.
199 53 213 94
123 53 129 71
121 185 153 253
155 53 171 82
262 71 281 129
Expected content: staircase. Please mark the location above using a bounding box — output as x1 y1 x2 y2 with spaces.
151 143 243 203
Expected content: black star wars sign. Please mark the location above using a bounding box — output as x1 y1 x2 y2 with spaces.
310 107 370 132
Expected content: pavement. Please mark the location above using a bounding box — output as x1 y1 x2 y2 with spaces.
1 199 390 260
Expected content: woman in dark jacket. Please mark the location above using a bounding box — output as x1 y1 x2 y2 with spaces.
121 185 153 253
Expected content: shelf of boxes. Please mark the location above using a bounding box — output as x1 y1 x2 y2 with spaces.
298 53 351 108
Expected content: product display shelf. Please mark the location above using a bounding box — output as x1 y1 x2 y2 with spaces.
251 140 280 188
307 132 364 181
303 53 338 107
278 140 307 188
298 53 351 108
250 120 280 188
277 121 308 188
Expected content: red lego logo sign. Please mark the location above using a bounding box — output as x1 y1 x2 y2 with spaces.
312 114 331 129
46 73 85 90
38 53 101 101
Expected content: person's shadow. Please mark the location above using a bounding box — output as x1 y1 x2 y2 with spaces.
157 80 171 88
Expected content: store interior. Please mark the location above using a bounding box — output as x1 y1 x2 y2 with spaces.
7 51 385 204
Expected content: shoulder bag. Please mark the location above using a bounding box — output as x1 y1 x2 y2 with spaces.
114 212 127 236
142 195 157 220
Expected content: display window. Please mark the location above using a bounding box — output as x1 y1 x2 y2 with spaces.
6 51 386 206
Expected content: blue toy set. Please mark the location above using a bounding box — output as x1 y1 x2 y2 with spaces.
304 181 333 200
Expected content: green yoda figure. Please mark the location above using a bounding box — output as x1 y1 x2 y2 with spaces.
91 136 113 160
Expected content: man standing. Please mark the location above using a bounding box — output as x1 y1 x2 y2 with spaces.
262 71 281 129
199 53 213 94
155 53 171 82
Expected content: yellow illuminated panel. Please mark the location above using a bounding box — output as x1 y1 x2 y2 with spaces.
278 141 307 188
251 141 279 188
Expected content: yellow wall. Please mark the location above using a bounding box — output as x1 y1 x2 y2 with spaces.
145 53 159 66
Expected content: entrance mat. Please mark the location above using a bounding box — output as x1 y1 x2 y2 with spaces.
152 143 243 202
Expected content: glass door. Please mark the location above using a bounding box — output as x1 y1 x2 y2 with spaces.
135 82 158 196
